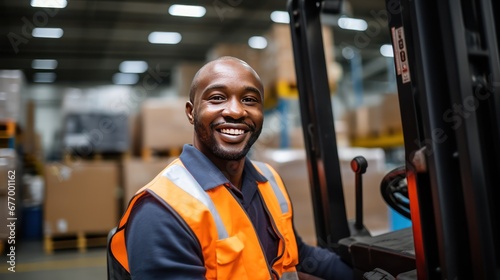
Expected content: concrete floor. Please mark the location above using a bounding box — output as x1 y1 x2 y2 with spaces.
0 239 107 280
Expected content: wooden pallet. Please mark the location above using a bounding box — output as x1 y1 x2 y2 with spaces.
0 238 5 255
381 126 404 137
0 120 16 139
0 120 16 149
63 151 130 163
351 130 405 149
44 232 109 254
141 147 182 161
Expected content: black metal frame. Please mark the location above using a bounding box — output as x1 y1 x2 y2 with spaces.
288 0 499 278
387 0 500 278
287 0 350 249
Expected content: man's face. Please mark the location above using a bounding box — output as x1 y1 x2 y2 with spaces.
186 59 264 162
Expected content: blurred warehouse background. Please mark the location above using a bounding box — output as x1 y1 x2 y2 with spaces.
0 0 408 278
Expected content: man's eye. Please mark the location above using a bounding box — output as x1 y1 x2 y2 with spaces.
242 97 258 103
209 95 225 101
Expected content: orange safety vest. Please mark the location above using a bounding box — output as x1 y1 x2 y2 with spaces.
109 158 299 280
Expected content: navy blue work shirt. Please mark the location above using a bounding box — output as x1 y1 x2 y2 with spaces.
126 144 353 279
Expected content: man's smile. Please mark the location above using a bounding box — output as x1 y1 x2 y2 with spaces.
219 128 246 135
214 123 252 143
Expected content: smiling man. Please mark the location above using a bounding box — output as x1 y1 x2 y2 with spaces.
109 57 353 280
187 57 264 188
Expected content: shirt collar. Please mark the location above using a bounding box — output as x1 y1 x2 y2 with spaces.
179 144 267 191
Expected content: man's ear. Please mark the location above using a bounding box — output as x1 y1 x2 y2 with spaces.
185 101 194 125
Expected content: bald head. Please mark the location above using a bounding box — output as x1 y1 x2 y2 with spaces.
189 56 263 103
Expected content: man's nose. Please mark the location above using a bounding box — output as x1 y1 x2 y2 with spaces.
222 98 247 119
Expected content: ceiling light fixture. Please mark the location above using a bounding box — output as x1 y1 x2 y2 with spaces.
33 72 57 83
148 32 182 44
32 59 58 70
380 44 394 57
270 11 290 24
31 0 67 8
248 36 267 49
112 73 139 85
32 27 64 38
338 17 368 31
168 4 206 18
119 61 149 73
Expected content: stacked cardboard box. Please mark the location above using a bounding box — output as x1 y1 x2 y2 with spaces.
344 93 403 140
345 106 383 139
140 98 193 153
23 100 36 154
173 62 205 98
128 112 142 157
259 24 336 90
287 120 349 149
204 24 336 89
44 161 119 235
380 93 403 135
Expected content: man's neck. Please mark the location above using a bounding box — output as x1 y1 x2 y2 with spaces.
216 158 246 190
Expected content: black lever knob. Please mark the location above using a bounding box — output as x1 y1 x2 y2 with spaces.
351 156 368 230
351 156 368 174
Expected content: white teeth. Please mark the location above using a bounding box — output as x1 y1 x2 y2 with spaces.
221 128 244 135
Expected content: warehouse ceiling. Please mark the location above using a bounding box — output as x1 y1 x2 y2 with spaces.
0 0 390 85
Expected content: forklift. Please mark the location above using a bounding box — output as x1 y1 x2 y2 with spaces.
287 0 500 279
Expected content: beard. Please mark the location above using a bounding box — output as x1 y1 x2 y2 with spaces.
194 117 261 161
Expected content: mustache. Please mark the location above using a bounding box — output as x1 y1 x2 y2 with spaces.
210 120 256 132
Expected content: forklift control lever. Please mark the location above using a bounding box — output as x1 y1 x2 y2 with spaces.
351 156 368 230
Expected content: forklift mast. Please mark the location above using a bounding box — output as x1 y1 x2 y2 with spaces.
287 0 351 248
287 0 500 279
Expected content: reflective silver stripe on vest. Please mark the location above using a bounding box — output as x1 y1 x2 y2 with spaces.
163 164 229 240
253 161 289 214
281 271 299 280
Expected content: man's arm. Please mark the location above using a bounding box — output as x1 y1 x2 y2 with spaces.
126 195 206 280
295 233 354 280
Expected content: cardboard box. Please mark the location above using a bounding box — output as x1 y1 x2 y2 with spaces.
259 24 336 89
43 161 119 235
288 120 349 149
380 93 403 134
128 112 142 157
122 158 175 207
345 106 383 139
141 98 193 150
0 194 8 239
345 94 402 140
173 62 204 98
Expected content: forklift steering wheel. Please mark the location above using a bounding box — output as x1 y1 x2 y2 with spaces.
380 166 411 220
